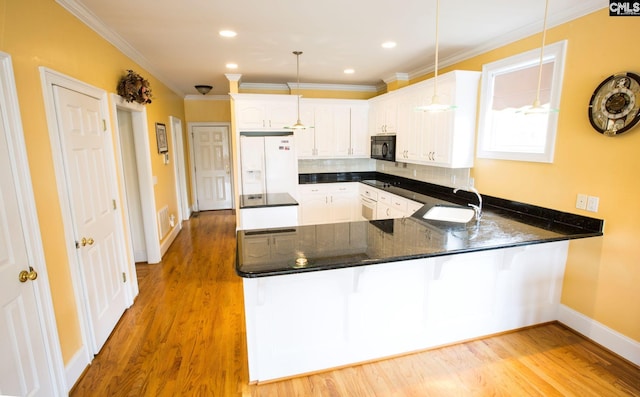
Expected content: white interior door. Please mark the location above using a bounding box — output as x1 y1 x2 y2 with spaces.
53 86 128 353
0 53 63 396
192 125 232 210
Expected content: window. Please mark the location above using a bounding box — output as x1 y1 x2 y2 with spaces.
477 40 567 163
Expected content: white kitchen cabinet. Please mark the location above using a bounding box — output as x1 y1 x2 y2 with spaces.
298 183 359 225
232 94 297 131
376 191 421 220
349 103 370 157
369 93 399 134
362 184 422 220
296 99 369 159
394 70 481 168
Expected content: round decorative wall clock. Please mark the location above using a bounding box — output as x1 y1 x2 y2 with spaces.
588 72 640 136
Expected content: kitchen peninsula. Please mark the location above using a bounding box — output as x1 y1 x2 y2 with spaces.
236 173 603 382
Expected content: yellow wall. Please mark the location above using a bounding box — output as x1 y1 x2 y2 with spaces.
439 9 639 341
0 0 186 362
184 97 231 122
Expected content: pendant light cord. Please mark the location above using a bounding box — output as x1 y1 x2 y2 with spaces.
534 0 550 107
296 51 301 120
433 0 440 98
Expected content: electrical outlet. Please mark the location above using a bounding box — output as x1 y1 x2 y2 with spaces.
576 194 587 210
587 196 599 212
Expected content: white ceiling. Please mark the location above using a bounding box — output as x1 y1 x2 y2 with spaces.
57 0 605 97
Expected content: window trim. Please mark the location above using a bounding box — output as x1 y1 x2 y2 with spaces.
477 40 568 163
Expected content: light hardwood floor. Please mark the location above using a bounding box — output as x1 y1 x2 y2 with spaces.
70 210 640 396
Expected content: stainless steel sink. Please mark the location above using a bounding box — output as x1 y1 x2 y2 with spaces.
422 205 475 223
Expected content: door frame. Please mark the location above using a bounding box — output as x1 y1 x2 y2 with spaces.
1 53 67 395
187 122 234 212
110 94 162 265
169 116 190 220
39 67 135 381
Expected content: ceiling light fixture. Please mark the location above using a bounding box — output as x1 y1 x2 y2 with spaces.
524 0 556 115
195 85 213 95
288 51 306 130
417 0 455 112
226 63 238 69
344 68 355 74
381 41 397 49
219 30 237 38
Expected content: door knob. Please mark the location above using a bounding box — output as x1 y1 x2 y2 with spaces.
75 237 95 248
18 266 38 283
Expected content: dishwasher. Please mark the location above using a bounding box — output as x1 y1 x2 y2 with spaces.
360 187 378 220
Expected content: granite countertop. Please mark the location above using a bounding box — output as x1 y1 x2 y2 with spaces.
237 173 604 278
239 192 298 209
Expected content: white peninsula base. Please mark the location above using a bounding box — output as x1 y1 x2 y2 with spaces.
242 241 569 382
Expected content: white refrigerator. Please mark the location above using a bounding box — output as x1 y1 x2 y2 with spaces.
240 133 298 197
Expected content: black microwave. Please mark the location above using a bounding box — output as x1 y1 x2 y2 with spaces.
371 135 396 162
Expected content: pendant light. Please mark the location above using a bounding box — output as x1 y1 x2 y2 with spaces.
288 51 306 130
417 0 454 112
524 0 556 115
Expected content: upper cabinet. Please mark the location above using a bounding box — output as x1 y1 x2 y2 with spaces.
395 70 481 168
369 93 398 134
296 99 369 159
232 94 297 131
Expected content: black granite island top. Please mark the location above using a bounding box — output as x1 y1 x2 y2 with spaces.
236 173 604 278
238 192 298 209
236 206 603 279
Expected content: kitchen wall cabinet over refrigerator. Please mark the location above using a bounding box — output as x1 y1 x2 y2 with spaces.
232 94 297 131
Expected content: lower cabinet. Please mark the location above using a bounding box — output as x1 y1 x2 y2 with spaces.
375 189 423 220
299 182 423 225
298 183 359 225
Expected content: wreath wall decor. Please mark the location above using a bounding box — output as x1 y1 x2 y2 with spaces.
117 69 153 104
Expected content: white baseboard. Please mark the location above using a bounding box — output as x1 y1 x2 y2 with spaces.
159 222 182 258
558 304 640 366
65 345 91 391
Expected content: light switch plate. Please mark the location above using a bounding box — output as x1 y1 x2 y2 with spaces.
576 194 587 210
587 196 599 212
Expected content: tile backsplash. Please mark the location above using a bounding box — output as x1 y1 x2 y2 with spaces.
298 158 376 173
298 158 471 188
377 161 471 188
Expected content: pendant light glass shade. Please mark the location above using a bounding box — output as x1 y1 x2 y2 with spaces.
523 0 558 115
417 0 455 112
288 51 306 130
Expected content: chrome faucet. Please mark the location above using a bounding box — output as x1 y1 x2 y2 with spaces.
453 186 482 221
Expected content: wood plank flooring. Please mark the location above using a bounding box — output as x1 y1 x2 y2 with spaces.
70 210 640 397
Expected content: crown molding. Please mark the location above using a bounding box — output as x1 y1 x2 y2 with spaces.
286 82 378 92
383 73 409 85
240 82 290 92
55 0 185 96
408 2 607 80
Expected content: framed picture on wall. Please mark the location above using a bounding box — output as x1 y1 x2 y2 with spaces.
155 122 168 153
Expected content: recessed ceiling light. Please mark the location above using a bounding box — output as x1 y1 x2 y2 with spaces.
219 30 237 38
344 68 355 74
226 63 238 69
381 41 397 49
